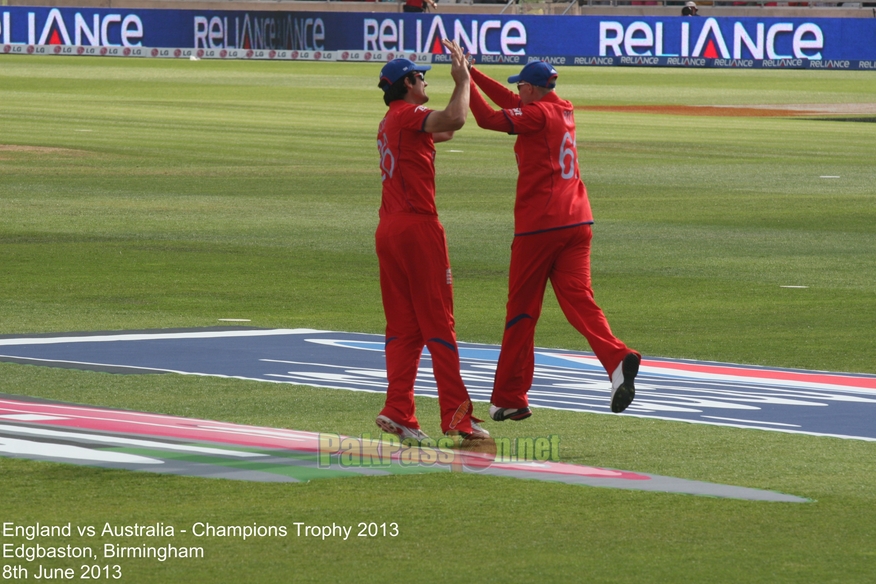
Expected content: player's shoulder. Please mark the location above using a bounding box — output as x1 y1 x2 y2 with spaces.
386 101 434 134
534 96 575 123
539 93 573 110
391 101 432 115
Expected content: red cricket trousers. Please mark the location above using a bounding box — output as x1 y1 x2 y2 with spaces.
376 213 474 434
492 224 632 409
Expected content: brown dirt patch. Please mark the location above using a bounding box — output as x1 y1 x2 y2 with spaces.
576 103 876 117
577 105 809 117
0 144 91 160
0 145 88 154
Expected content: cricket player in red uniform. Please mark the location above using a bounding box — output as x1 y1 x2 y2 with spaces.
375 42 488 442
467 60 642 420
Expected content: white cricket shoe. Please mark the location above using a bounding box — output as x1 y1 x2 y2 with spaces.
376 415 429 442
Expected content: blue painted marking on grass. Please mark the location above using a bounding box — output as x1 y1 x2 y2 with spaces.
1 328 875 441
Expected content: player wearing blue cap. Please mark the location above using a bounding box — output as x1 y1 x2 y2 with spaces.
468 59 642 421
374 41 489 443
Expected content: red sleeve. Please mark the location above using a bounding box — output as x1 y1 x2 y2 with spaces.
471 67 519 109
470 82 513 133
502 102 547 135
470 82 547 136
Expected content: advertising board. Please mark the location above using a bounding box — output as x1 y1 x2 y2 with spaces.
2 7 875 68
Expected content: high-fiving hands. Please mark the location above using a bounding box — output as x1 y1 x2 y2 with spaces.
442 40 470 86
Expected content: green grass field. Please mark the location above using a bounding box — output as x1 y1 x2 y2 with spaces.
1 56 875 582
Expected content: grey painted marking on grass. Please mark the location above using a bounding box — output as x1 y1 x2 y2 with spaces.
483 468 809 503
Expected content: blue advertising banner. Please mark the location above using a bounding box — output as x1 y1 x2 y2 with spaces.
2 7 875 69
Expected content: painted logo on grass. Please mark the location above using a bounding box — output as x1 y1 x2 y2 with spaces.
0 328 874 441
0 396 807 502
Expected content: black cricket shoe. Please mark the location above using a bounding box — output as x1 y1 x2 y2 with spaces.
610 353 641 413
488 405 532 422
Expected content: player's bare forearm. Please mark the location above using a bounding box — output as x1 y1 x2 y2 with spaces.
433 131 454 143
423 40 470 134
425 80 468 133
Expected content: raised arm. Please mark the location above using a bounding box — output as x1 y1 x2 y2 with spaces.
470 66 520 110
469 82 514 133
423 40 469 141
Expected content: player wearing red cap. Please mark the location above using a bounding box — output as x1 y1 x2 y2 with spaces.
374 41 488 442
467 60 642 420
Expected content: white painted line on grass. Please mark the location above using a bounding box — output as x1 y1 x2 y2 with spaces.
0 414 67 422
0 328 326 346
701 416 801 427
0 436 162 465
0 424 265 458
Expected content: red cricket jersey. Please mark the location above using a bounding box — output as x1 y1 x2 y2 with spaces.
377 100 437 218
470 69 593 236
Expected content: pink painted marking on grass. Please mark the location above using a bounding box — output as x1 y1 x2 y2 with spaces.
0 399 321 451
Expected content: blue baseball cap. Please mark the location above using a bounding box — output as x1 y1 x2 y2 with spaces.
379 59 432 90
508 61 558 89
